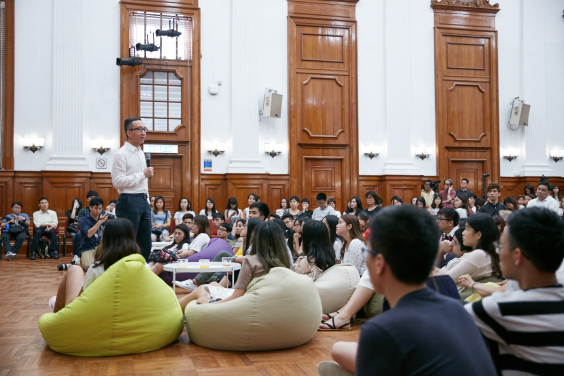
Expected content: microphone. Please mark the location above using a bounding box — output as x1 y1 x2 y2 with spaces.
145 153 151 179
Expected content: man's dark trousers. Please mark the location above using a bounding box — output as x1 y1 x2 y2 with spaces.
31 227 58 254
2 231 28 254
116 193 151 260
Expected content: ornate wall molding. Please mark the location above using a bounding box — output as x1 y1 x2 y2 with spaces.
431 0 499 10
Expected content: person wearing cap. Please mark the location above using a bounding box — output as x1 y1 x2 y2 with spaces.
312 193 336 220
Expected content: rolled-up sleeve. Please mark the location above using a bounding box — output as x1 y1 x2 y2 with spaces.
111 153 145 189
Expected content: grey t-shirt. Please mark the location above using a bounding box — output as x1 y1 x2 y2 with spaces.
312 206 336 220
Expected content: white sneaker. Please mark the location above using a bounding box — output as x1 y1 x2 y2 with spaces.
174 279 198 291
5 252 15 261
71 255 80 265
48 296 57 312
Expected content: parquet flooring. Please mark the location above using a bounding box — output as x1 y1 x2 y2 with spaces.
0 254 360 376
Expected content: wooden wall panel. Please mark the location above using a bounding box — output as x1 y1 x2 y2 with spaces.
2 0 15 170
90 173 119 207
432 0 500 192
0 172 14 217
42 172 91 218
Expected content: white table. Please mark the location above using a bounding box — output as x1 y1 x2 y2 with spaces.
164 262 242 292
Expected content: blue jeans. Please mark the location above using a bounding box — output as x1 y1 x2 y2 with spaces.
116 194 152 260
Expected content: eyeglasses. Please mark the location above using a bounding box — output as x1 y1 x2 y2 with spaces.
362 245 380 260
436 217 448 222
129 127 148 133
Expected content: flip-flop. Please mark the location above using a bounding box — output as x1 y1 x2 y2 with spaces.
318 317 352 331
321 311 339 322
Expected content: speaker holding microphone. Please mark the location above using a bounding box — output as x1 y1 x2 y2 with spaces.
145 152 151 179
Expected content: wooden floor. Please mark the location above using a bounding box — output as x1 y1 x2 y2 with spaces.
0 254 360 376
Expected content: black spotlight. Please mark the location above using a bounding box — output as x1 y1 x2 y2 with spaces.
156 18 182 38
116 57 142 66
135 43 159 52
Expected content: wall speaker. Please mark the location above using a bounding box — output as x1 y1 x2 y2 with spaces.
262 92 283 119
510 101 531 126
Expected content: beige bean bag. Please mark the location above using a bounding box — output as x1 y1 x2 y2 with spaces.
185 267 322 351
314 264 360 314
363 293 385 318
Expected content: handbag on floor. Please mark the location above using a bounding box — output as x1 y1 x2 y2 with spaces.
148 249 179 264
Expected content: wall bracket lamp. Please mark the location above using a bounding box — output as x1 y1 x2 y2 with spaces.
206 142 226 157
265 143 282 158
415 146 432 160
362 145 381 159
502 148 519 162
92 140 112 155
550 149 564 163
22 137 44 153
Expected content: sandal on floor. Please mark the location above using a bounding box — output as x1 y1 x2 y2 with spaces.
318 317 352 331
322 311 339 322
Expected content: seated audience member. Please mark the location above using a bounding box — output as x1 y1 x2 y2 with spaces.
177 215 212 258
106 199 117 216
2 201 31 260
465 208 564 375
268 214 280 221
527 181 559 213
276 197 289 217
283 196 303 219
390 196 403 206
416 197 433 214
177 221 292 310
78 197 108 268
475 197 486 211
440 214 501 292
439 179 456 208
479 183 508 216
292 215 311 255
503 196 518 211
231 219 246 246
552 184 561 202
344 197 363 216
421 179 435 207
318 205 497 376
493 215 505 235
182 213 194 229
48 218 139 313
312 193 336 220
431 194 443 215
524 184 535 196
272 218 294 256
453 193 473 219
357 211 370 240
364 191 382 219
377 197 383 207
327 198 341 216
292 220 335 280
468 193 478 213
224 197 243 222
66 198 82 262
217 223 235 247
323 215 343 262
336 215 366 276
174 197 195 226
517 194 526 209
31 197 59 260
410 196 418 206
456 178 472 197
212 212 226 230
242 193 259 219
199 198 218 219
151 196 172 242
150 195 156 210
249 202 270 221
436 208 460 267
281 214 294 229
147 224 191 275
524 193 535 206
301 198 313 217
77 191 112 219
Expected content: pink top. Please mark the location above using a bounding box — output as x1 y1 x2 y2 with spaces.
439 189 456 208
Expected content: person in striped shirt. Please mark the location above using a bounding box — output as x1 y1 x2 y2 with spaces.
465 207 564 375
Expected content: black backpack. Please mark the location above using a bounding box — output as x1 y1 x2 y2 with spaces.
39 238 49 254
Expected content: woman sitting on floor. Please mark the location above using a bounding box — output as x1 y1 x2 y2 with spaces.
48 218 139 312
336 215 366 276
178 221 292 311
323 215 343 263
292 220 335 280
146 223 191 275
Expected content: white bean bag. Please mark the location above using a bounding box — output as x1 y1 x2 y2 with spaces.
314 264 360 314
185 267 322 351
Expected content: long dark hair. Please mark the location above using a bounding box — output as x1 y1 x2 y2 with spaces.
153 196 166 215
164 224 191 250
455 194 472 217
453 227 472 253
431 194 443 209
280 197 289 210
466 214 502 278
302 221 335 271
524 184 535 195
177 197 192 212
344 197 363 214
226 197 238 211
247 193 259 204
249 221 292 272
193 215 213 238
68 198 83 213
339 214 366 259
204 198 217 215
245 218 262 255
324 215 340 245
503 196 518 211
94 218 139 269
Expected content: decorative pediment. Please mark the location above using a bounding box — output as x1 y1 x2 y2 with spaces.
431 0 499 10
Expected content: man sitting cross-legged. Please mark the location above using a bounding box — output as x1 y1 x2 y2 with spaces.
318 205 496 376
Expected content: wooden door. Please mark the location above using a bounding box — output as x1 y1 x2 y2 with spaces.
449 160 484 193
149 156 182 211
304 157 343 210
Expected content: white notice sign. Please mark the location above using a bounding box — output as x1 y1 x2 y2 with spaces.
143 144 178 154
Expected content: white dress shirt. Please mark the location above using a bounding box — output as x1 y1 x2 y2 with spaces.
33 209 58 228
111 142 148 195
526 195 559 213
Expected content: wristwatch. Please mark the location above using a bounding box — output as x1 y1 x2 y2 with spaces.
470 281 481 293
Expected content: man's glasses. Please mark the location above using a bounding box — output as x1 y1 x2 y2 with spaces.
129 127 148 133
436 217 448 222
362 246 380 260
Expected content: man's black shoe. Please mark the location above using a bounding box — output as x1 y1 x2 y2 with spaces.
30 253 37 260
53 252 60 260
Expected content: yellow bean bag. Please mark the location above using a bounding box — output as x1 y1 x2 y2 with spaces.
185 267 322 351
314 264 360 314
459 275 503 301
38 254 184 356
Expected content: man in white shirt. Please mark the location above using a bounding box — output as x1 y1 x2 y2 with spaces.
526 182 559 213
111 117 154 260
436 208 460 267
31 197 59 260
312 193 336 220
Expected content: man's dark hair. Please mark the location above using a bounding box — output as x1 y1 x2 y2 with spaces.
86 190 99 198
437 207 459 227
461 178 469 184
327 198 336 205
124 117 142 139
182 213 194 221
11 201 23 208
365 190 378 201
289 196 301 204
250 202 270 220
468 193 478 199
425 179 432 184
302 198 310 204
390 196 403 204
316 192 327 201
219 222 232 232
538 181 553 192
281 213 294 221
38 197 48 204
378 197 383 205
269 214 281 219
109 199 117 205
506 208 564 273
486 182 501 192
212 212 225 221
369 205 440 284
89 197 104 207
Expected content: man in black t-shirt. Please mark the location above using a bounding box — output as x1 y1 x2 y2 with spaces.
318 205 496 376
478 182 508 216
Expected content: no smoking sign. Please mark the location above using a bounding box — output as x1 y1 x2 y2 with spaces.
96 158 107 169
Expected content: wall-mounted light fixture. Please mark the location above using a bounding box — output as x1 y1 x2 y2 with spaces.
22 137 44 153
550 149 564 163
362 145 381 159
206 142 226 157
415 146 432 160
502 148 519 162
265 143 282 158
91 139 112 155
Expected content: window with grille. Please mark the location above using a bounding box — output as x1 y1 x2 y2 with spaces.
140 71 182 132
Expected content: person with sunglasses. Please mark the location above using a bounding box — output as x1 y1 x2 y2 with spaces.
111 117 154 260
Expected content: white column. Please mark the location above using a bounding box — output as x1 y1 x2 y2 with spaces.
519 0 551 175
227 0 265 173
45 0 89 171
383 0 416 174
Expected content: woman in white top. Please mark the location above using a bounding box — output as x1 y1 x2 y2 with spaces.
242 193 259 220
147 224 192 275
440 215 501 292
431 194 443 215
174 197 196 225
276 197 289 217
199 198 218 219
178 215 212 257
336 214 366 276
453 194 472 220
224 197 243 222
47 219 140 313
322 215 343 262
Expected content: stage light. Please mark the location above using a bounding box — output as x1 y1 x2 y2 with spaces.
156 18 182 38
116 57 142 66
